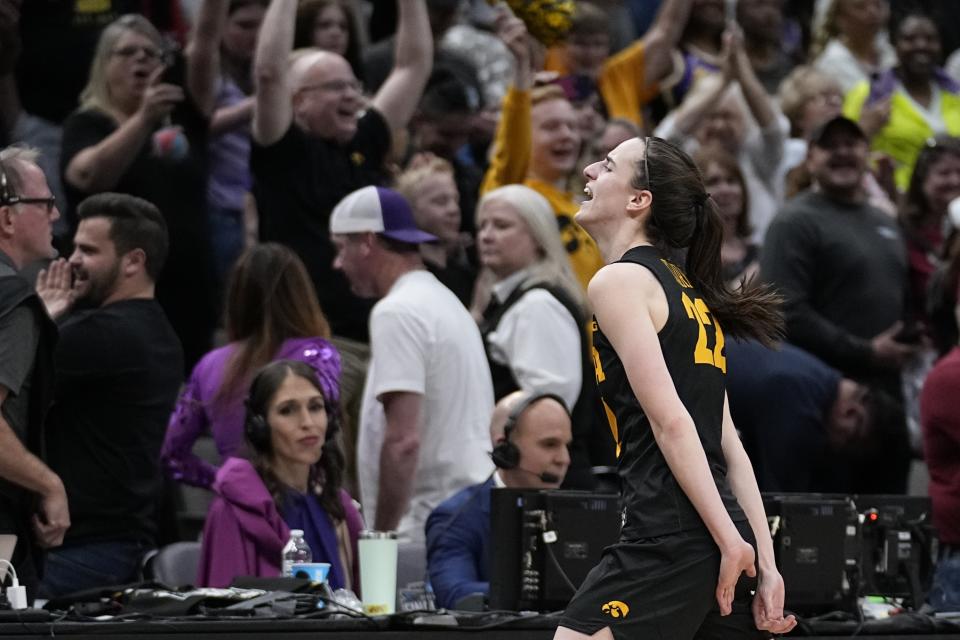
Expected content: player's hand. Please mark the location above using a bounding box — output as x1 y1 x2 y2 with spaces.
752 568 797 634
716 537 756 615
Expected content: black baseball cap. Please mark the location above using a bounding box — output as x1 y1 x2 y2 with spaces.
808 115 867 147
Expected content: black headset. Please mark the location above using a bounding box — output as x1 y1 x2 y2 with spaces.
490 391 568 471
243 364 339 456
0 160 15 205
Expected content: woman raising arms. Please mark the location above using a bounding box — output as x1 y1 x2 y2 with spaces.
554 137 796 640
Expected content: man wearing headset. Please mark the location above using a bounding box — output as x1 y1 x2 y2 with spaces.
0 146 64 600
425 390 572 610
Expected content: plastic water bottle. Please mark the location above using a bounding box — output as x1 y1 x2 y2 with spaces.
281 529 312 577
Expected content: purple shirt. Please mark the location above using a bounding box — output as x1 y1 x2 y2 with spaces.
161 337 340 488
207 77 253 211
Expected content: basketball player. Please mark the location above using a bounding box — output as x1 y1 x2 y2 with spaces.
554 137 797 639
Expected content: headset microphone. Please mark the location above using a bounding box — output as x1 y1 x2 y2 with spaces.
490 391 569 484
515 466 560 484
488 452 562 484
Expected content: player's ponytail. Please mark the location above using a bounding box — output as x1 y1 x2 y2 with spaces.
634 137 784 347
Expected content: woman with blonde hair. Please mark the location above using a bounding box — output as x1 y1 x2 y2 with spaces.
475 184 610 488
61 6 225 368
395 155 476 305
162 243 340 490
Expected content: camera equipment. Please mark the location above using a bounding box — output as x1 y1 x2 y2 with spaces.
489 488 621 612
762 493 860 616
856 495 936 608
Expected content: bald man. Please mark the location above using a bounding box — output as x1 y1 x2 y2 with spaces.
425 391 573 609
250 0 432 493
251 0 432 343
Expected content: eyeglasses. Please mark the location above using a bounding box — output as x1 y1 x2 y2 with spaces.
810 91 843 107
7 196 57 214
0 161 57 214
299 78 363 95
111 45 164 61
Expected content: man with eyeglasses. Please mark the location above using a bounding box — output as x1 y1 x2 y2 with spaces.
0 146 68 601
251 0 432 492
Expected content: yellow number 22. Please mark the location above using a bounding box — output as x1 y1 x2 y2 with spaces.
681 292 726 372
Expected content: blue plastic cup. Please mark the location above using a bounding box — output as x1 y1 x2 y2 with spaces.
291 562 331 582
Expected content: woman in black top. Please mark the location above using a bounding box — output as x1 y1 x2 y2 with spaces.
555 137 795 640
60 8 224 370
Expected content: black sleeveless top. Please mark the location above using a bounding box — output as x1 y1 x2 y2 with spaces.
592 245 746 540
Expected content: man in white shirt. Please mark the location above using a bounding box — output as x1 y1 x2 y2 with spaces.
331 186 494 542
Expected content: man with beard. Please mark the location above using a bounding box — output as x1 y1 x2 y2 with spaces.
38 193 183 598
760 115 917 494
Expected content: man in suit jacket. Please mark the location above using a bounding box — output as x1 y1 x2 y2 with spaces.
424 390 572 609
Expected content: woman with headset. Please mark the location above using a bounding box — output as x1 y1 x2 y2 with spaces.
554 136 796 640
197 360 363 589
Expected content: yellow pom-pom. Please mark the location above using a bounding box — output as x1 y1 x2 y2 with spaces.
490 0 576 47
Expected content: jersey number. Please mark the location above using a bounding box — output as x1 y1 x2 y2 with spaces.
681 292 726 372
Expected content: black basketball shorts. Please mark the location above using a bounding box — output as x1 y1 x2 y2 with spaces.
558 520 769 640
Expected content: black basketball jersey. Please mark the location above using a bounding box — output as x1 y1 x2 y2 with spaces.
592 245 746 540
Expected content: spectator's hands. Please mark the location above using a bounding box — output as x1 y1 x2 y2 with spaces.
0 0 21 75
36 258 77 321
859 97 891 138
137 65 184 125
720 24 751 82
752 568 797 634
716 537 755 616
496 7 529 67
871 321 920 369
32 476 70 548
495 6 537 91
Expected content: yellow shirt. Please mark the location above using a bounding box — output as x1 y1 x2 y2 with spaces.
844 80 960 191
542 41 658 128
481 87 605 292
598 40 659 128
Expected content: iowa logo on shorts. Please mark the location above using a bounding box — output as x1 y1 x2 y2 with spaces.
601 600 630 618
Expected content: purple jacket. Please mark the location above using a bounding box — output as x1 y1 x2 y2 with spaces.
197 457 364 588
161 337 340 488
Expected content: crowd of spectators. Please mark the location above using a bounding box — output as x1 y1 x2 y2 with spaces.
0 0 959 613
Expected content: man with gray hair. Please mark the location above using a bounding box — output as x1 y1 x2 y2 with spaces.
0 146 67 599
